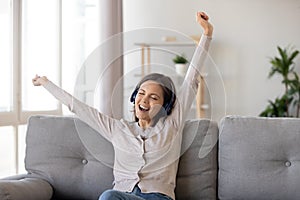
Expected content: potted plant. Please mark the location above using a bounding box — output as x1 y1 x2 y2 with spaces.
173 54 188 76
259 46 299 117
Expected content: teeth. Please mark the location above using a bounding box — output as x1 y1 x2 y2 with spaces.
139 105 149 111
140 105 147 109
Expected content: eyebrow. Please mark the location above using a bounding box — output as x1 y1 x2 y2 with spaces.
138 88 161 99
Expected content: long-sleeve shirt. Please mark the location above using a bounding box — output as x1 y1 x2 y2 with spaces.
43 34 211 200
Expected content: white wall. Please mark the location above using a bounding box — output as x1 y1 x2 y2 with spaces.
123 0 300 121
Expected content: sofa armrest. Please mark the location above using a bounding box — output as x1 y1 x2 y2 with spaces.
0 178 53 200
1 174 28 181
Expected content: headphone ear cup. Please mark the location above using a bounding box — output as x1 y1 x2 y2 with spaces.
130 89 138 103
164 103 171 115
164 92 175 115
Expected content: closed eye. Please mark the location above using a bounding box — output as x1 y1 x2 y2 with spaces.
138 91 145 95
137 89 161 101
151 96 159 100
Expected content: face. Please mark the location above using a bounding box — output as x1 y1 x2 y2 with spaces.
134 80 164 124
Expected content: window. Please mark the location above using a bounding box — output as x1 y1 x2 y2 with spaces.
0 127 15 178
0 0 99 178
62 0 100 113
0 0 12 113
22 0 60 112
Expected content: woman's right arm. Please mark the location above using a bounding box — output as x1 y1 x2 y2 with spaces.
32 75 114 140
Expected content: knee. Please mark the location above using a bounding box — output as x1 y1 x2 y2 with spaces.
98 189 119 200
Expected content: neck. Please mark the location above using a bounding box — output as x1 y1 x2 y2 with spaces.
138 119 151 129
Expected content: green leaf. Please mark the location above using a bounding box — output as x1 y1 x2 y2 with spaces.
172 54 188 64
288 50 299 65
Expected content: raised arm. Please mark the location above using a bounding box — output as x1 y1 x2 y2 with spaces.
32 75 115 141
172 12 213 124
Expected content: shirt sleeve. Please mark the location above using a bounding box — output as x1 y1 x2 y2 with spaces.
43 81 115 141
171 34 212 126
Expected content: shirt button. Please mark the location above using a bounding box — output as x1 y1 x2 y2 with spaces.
285 161 291 167
82 159 88 165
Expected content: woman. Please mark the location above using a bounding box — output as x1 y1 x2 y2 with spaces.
32 11 213 200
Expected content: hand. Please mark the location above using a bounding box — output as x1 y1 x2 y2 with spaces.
196 11 213 37
32 75 48 86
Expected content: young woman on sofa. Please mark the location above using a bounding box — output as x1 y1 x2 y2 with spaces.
32 11 213 200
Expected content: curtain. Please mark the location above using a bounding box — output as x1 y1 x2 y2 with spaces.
97 0 123 118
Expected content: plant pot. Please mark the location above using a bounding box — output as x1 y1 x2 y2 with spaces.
175 63 187 76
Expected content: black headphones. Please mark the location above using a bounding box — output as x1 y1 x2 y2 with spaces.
163 89 176 115
130 88 138 104
130 84 176 116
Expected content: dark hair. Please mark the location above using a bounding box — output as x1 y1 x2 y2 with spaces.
130 73 177 124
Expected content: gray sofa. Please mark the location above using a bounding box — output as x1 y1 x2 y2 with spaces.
0 115 300 200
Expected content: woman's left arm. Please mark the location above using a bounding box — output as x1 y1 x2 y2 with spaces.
171 12 213 124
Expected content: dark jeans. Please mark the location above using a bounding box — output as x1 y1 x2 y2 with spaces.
99 186 173 200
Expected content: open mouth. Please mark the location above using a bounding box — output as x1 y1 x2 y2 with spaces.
139 105 150 112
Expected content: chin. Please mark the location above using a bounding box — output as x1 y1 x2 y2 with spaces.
136 114 149 121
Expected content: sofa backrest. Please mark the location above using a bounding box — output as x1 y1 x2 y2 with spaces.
25 115 218 200
218 116 300 200
176 118 218 200
25 115 114 199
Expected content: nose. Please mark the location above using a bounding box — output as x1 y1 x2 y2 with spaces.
141 96 149 104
